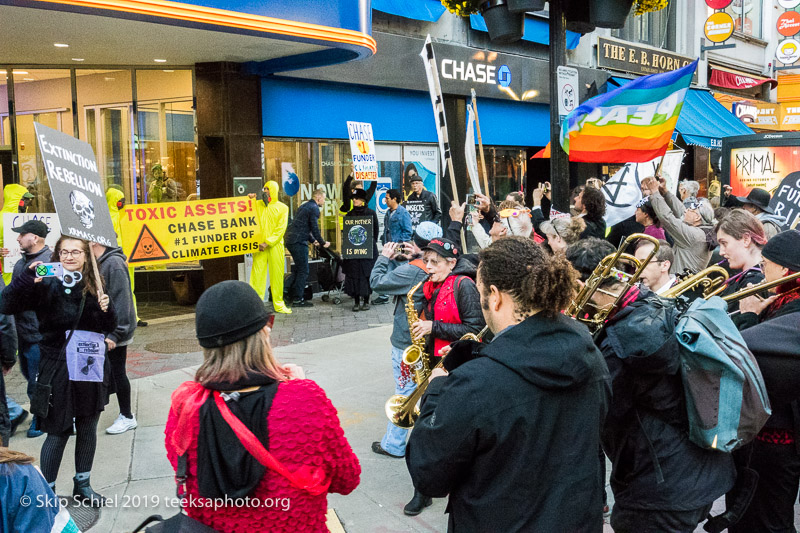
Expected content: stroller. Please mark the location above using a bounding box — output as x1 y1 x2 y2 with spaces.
316 245 345 305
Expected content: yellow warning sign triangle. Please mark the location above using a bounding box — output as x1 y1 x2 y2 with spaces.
129 224 169 263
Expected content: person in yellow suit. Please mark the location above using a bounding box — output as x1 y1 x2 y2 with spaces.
106 186 145 326
250 180 291 313
1 184 35 285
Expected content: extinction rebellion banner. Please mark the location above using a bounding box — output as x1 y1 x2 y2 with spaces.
120 197 260 265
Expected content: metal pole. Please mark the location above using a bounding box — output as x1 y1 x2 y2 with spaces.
549 0 569 212
470 89 490 196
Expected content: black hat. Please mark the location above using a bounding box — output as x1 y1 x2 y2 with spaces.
735 188 773 214
422 237 459 259
762 230 800 272
12 220 49 238
408 174 423 183
636 196 658 221
196 281 271 348
351 188 367 200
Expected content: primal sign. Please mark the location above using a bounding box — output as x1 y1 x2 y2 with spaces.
120 197 260 265
341 215 374 259
769 172 800 229
346 121 378 181
33 122 116 247
2 213 61 272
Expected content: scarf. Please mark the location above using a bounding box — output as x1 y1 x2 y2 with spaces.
764 278 800 320
196 372 278 499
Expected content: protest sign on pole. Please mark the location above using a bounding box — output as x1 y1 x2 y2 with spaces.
465 104 482 195
33 122 116 247
3 213 61 272
346 122 378 181
770 171 800 229
341 215 374 259
120 197 260 266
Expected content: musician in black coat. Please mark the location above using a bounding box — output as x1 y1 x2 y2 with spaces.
406 237 610 532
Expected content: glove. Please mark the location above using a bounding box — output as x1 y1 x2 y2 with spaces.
442 339 484 372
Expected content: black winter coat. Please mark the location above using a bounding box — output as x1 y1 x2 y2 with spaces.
406 312 610 533
11 245 51 344
580 214 607 240
598 292 736 511
0 277 18 446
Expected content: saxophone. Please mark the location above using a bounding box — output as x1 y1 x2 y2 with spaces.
401 278 430 385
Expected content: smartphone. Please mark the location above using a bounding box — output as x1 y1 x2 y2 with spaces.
35 262 63 279
466 193 476 206
543 183 551 194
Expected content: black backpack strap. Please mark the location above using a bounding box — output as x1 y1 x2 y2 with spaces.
635 409 665 484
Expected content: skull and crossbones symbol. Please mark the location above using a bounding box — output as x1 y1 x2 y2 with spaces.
69 190 95 229
141 236 156 256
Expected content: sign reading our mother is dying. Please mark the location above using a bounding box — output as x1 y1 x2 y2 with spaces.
346 121 378 181
34 122 116 247
341 215 374 260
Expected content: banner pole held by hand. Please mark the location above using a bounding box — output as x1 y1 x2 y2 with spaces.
89 248 104 298
471 89 490 197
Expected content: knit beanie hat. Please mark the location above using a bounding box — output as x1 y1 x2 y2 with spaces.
762 230 800 272
196 281 271 348
413 220 443 249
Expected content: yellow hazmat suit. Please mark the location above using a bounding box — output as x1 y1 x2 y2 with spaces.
107 187 140 321
250 180 291 313
2 184 30 285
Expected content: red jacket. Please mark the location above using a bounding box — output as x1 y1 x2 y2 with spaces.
423 272 484 356
165 379 360 532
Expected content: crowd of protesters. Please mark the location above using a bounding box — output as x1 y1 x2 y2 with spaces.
2 170 799 533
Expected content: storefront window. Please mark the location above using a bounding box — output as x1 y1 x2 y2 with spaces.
77 69 134 201
135 70 196 203
486 148 527 201
12 69 72 212
612 5 675 50
715 0 762 39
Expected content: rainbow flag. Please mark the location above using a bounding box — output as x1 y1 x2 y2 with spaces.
560 60 698 163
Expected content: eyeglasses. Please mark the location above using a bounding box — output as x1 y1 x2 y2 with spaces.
59 249 85 258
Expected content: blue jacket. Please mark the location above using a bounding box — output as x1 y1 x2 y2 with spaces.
285 200 326 246
383 205 413 243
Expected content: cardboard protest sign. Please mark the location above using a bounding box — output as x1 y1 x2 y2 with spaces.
33 122 116 247
346 121 378 181
3 213 61 272
769 171 800 229
341 215 374 259
120 197 260 265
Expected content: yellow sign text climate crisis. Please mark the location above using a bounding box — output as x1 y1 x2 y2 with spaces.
120 197 260 266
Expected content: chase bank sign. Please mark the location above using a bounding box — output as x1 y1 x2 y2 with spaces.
440 59 511 87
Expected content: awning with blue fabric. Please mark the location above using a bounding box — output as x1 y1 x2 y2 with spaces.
372 0 446 22
603 77 751 149
470 14 581 49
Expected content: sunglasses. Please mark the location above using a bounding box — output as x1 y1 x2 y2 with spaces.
498 208 532 219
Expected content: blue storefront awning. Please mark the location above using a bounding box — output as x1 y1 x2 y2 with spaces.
373 0 446 22
603 77 751 149
469 14 581 49
676 90 752 149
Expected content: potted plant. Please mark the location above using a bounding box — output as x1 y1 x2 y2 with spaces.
442 0 524 42
589 0 635 29
634 0 669 15
507 0 546 13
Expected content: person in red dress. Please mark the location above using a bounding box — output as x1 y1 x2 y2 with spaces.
165 281 360 532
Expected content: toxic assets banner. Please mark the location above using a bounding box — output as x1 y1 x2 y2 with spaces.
120 197 260 265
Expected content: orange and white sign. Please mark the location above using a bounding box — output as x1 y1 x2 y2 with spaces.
777 39 800 65
705 12 735 43
778 11 800 37
346 121 378 181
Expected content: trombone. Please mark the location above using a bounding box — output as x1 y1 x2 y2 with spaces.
566 233 660 334
662 266 730 300
720 271 800 303
385 326 490 429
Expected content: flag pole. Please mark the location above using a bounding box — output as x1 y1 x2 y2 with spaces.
471 89 490 196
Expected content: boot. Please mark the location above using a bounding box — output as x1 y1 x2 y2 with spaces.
403 489 432 516
73 476 106 507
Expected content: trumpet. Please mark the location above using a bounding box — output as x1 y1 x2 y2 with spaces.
720 271 800 303
385 326 489 429
566 233 660 334
662 266 730 300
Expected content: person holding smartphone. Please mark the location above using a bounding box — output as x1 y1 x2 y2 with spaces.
0 236 116 505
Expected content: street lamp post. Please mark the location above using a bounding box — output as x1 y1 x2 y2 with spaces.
548 0 570 212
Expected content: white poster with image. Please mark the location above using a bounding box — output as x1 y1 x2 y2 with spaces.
3 212 62 272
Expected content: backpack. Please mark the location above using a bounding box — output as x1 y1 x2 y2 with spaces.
674 296 771 452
